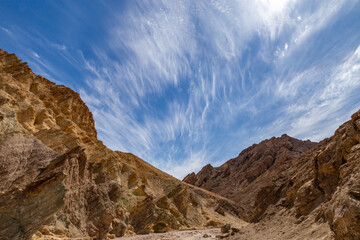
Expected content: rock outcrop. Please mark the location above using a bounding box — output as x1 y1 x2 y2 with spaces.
0 103 119 240
184 115 360 239
293 111 360 240
0 49 242 239
0 103 64 240
184 134 317 222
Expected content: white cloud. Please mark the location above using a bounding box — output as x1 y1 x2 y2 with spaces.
7 0 357 179
162 149 210 179
50 43 67 51
286 45 360 140
290 0 349 45
76 0 359 178
33 52 40 58
0 26 10 33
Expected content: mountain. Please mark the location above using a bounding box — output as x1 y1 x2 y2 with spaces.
0 49 242 240
184 115 360 239
1 48 359 240
184 134 317 222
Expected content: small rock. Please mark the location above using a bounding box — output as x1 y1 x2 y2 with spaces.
203 233 210 238
215 206 225 216
153 221 169 233
231 227 240 233
221 224 231 233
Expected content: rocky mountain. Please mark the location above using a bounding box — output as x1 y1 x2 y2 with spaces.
0 49 242 240
1 48 359 240
184 134 317 222
184 115 360 239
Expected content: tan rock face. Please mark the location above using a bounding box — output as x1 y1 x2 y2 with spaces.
0 130 64 239
0 106 119 240
0 49 243 239
0 110 58 194
184 114 360 239
0 108 68 239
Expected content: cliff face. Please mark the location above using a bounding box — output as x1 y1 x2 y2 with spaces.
184 134 317 222
0 49 242 240
0 110 64 240
184 115 360 239
295 111 360 240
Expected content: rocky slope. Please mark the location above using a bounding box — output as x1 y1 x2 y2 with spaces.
184 115 360 239
0 49 241 240
184 134 317 222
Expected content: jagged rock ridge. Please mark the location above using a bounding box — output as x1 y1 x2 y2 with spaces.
0 49 242 240
184 134 317 222
184 116 360 239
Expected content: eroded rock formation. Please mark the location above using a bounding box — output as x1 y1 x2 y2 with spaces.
184 134 317 222
0 49 241 239
184 115 360 239
1 48 358 239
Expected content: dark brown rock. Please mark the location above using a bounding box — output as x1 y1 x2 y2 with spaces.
221 224 231 233
184 134 317 222
185 111 360 239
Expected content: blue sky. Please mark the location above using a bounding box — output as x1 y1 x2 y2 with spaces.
1 0 360 179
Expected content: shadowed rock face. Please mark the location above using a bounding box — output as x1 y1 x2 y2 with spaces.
0 107 119 240
184 134 317 222
301 111 360 240
0 167 66 240
0 49 242 239
184 115 360 239
0 105 64 240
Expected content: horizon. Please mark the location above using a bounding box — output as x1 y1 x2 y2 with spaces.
1 1 359 179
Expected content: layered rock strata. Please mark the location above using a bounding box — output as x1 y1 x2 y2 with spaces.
0 49 241 240
185 114 360 239
184 134 317 222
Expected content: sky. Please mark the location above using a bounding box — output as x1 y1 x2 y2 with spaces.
1 1 360 179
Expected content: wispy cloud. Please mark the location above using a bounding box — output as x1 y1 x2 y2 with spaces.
0 26 10 34
1 0 359 179
76 0 360 178
286 44 360 140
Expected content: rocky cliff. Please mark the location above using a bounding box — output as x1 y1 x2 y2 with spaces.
184 116 360 239
1 48 359 240
0 49 242 240
184 134 317 222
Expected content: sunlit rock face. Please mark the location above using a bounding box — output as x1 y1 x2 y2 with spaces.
0 108 64 240
185 112 360 239
0 49 242 240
